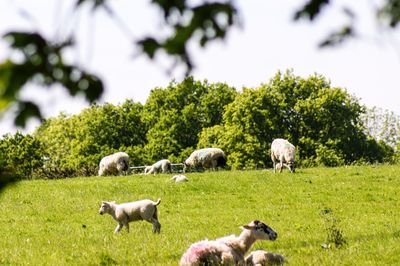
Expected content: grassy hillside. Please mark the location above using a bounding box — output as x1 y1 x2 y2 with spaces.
0 165 399 265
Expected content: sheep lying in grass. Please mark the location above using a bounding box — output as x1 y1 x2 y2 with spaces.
98 152 130 176
171 174 188 182
183 148 227 173
144 159 171 175
245 250 285 265
271 139 296 173
99 198 161 233
179 220 277 266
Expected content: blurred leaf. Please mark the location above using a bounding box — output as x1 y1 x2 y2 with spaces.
75 0 109 11
137 38 161 59
378 0 400 27
15 101 42 127
319 25 353 47
152 0 186 18
294 0 330 21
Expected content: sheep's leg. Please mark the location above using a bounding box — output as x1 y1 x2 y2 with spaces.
123 222 130 233
283 163 291 172
147 217 161 233
271 155 276 173
114 223 123 233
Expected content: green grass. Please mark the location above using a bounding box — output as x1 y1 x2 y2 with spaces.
0 165 399 265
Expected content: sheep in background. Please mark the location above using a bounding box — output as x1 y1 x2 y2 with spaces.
98 152 129 176
245 250 285 265
144 159 172 175
99 198 161 233
179 220 277 266
183 148 226 173
171 174 188 182
271 139 296 173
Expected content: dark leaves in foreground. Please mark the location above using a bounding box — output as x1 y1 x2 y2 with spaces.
0 31 104 127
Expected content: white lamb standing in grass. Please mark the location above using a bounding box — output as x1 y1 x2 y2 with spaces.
183 148 227 173
98 198 161 233
245 250 285 265
98 152 130 176
171 174 188 182
144 159 171 175
271 139 296 173
179 220 277 266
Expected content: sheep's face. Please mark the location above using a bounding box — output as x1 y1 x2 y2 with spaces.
99 201 114 215
243 220 277 241
288 161 295 173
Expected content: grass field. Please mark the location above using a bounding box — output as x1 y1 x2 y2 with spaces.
0 165 399 265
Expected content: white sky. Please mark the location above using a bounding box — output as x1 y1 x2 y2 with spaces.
1 0 400 135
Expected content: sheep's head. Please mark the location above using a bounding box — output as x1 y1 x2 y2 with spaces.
99 201 115 215
288 161 295 173
242 220 277 241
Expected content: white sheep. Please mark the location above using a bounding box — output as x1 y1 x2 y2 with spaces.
271 139 296 173
183 148 227 173
98 152 130 176
179 220 277 266
245 250 285 265
171 174 188 182
144 159 171 175
98 198 161 233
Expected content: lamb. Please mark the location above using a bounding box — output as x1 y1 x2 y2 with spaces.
183 148 227 173
271 139 296 173
144 159 172 175
98 152 130 176
245 250 285 265
179 220 277 266
98 198 161 233
171 174 188 182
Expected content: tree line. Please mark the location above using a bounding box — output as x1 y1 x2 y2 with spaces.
0 71 398 179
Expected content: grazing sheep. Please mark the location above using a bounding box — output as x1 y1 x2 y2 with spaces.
271 139 296 173
183 148 227 173
171 174 188 182
144 159 172 175
99 198 161 233
245 250 285 265
179 220 277 266
98 152 129 176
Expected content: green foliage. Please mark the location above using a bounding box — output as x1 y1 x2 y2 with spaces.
143 77 237 163
0 131 44 179
199 70 390 169
0 165 399 265
34 100 146 178
0 32 103 127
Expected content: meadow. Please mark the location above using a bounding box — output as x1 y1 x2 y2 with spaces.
0 165 399 265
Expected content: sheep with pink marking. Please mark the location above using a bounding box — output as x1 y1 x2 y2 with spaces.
179 220 277 266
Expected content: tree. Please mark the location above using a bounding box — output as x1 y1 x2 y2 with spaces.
34 100 146 177
199 70 392 169
2 0 400 128
143 77 237 162
0 131 44 179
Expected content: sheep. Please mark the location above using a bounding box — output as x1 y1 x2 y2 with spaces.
183 148 227 173
98 198 161 233
245 250 285 265
171 174 188 182
271 139 296 173
179 220 277 266
144 159 171 175
98 152 130 176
